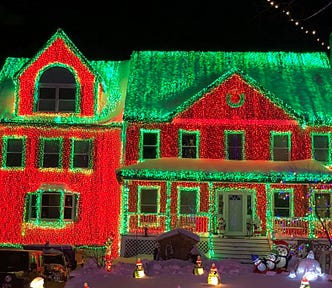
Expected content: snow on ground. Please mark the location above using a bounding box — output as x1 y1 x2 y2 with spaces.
64 253 331 288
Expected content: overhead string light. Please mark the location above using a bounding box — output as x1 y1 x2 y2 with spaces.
266 0 331 50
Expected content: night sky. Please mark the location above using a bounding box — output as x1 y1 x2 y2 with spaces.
0 1 331 65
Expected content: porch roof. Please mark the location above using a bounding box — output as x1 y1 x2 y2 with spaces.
116 158 332 184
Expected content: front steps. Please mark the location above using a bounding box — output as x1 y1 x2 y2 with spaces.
210 236 271 264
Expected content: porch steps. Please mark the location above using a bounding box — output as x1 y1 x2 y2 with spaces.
211 237 271 264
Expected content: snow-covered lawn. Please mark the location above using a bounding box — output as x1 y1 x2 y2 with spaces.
64 254 331 288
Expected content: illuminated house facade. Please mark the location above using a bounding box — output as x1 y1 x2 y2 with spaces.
116 49 332 243
1 29 332 259
0 29 128 257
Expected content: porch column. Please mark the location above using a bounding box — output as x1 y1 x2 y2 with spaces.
165 181 171 231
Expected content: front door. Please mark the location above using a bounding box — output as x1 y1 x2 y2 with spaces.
226 193 244 235
216 190 251 237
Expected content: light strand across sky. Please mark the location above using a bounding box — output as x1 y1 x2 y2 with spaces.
266 0 331 50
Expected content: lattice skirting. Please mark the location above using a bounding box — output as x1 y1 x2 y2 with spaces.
120 235 209 258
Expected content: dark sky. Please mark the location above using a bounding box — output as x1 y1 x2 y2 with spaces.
0 0 331 65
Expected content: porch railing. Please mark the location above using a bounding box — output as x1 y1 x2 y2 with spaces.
273 217 332 239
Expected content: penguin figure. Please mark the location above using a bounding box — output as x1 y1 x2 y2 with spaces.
251 254 267 273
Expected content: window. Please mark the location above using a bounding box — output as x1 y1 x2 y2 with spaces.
140 130 160 160
271 132 291 161
315 192 331 218
179 188 198 215
312 133 330 163
25 189 79 223
40 138 63 168
37 66 77 113
273 190 292 217
139 187 159 213
2 137 26 168
180 130 199 158
225 131 244 160
71 139 93 169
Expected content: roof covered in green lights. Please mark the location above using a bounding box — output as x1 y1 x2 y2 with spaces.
124 51 332 125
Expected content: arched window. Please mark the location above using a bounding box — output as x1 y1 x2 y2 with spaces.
37 66 77 113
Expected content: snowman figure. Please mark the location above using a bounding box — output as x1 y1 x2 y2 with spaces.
251 254 267 273
296 250 322 281
273 240 291 272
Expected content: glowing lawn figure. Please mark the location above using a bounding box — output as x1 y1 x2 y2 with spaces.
133 258 145 278
207 263 221 285
193 255 204 275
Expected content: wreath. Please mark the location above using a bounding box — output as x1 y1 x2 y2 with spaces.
226 92 245 108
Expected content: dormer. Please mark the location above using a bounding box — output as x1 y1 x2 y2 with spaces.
16 29 97 118
0 29 130 125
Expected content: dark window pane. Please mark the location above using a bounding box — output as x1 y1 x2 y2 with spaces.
73 155 89 168
143 133 157 145
59 88 76 99
180 190 196 214
43 154 60 167
73 140 91 168
141 188 157 213
38 100 56 112
39 88 56 99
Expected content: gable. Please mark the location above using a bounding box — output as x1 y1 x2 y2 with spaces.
174 73 295 123
0 29 129 125
17 33 96 117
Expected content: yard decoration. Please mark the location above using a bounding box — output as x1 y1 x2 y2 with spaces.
251 254 267 273
133 258 145 278
193 255 204 275
207 263 221 285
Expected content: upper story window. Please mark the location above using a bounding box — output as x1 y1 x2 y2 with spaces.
37 66 77 113
140 129 160 160
178 187 199 215
39 137 63 168
314 191 331 218
225 131 244 160
24 188 79 224
271 132 291 161
273 189 293 217
2 136 26 168
179 130 199 158
70 138 93 169
312 133 331 163
139 187 159 214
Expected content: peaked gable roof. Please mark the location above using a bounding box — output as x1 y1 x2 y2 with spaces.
0 29 130 124
124 51 332 125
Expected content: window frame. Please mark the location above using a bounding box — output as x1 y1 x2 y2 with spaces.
177 187 200 215
311 133 331 164
271 131 291 161
179 130 200 158
225 130 245 160
39 137 63 169
138 186 160 214
272 189 293 218
36 66 78 113
314 190 331 219
70 138 93 170
140 129 160 161
24 188 79 225
2 136 26 168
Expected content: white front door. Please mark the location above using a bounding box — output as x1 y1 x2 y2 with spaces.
215 190 250 236
226 193 244 235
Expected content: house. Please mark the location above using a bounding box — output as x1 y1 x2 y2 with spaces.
1 29 331 260
0 29 129 258
115 48 332 254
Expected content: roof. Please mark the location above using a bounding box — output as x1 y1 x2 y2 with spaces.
156 228 200 242
116 158 332 183
124 51 332 125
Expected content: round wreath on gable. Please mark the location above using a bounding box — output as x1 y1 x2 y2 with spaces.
226 92 245 108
